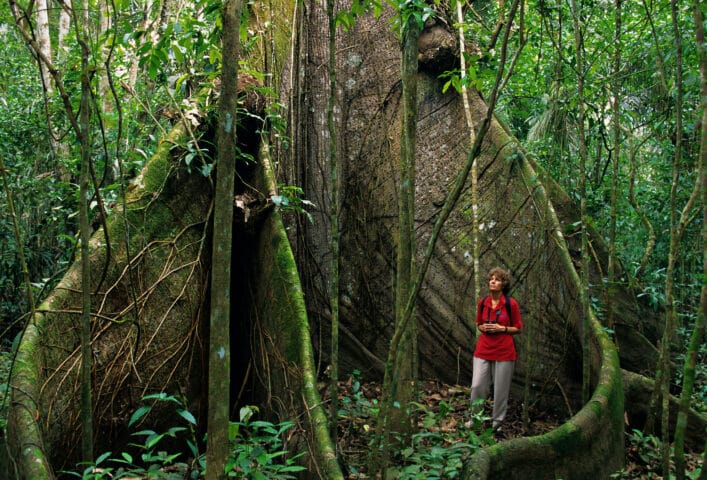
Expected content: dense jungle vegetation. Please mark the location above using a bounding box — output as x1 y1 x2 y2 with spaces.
0 0 705 478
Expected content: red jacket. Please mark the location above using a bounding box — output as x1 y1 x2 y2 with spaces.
473 295 522 361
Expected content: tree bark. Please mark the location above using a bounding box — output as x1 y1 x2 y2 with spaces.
57 0 71 57
569 0 591 405
607 0 621 336
326 0 340 448
6 120 213 476
455 0 481 309
35 0 52 95
674 3 707 477
206 0 244 477
78 31 94 465
373 14 421 475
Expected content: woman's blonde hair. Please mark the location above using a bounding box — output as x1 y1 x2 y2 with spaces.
487 267 511 294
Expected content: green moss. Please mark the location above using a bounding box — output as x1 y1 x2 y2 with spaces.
141 124 186 193
6 324 53 479
6 118 209 478
248 141 343 479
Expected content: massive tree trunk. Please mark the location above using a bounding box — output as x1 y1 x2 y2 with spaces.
287 0 663 386
289 0 586 410
5 110 342 478
6 120 212 477
280 2 700 478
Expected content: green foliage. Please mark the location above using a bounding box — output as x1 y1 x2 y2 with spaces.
0 19 76 334
178 138 214 177
394 435 473 479
337 371 492 478
392 0 438 32
119 2 221 85
674 324 707 414
0 348 12 430
63 392 198 479
407 407 487 476
334 0 439 35
338 369 380 423
475 1 703 396
627 429 663 466
610 429 703 479
439 53 484 94
335 0 384 31
389 400 492 479
0 175 74 329
64 395 306 480
272 185 316 223
611 429 679 479
224 405 306 479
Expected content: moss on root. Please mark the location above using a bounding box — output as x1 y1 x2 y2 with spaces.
5 116 343 480
249 143 343 479
460 111 626 480
6 119 211 479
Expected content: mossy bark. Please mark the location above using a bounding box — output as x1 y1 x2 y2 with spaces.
6 120 212 477
5 323 53 479
206 1 244 476
623 369 707 450
6 124 345 480
249 143 343 479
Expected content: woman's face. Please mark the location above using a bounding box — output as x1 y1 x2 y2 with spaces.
489 275 503 293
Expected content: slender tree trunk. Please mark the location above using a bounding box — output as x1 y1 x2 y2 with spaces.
607 0 621 338
373 14 420 476
641 0 669 96
455 0 481 306
78 10 94 461
36 0 53 95
99 0 112 115
57 0 72 58
126 0 156 89
658 5 684 476
326 0 340 449
570 0 591 404
674 4 706 478
206 0 243 477
625 125 656 282
392 5 419 436
37 0 69 180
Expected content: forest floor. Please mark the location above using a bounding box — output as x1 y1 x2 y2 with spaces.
333 377 704 480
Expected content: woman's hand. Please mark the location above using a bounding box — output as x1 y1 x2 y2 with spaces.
480 323 506 334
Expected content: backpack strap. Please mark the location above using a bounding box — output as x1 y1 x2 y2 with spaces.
504 294 513 326
482 294 514 325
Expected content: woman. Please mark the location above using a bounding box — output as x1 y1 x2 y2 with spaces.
470 267 522 434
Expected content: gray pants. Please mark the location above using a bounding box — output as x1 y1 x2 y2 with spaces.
470 357 515 429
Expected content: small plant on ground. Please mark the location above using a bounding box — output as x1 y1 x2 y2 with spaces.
223 405 306 479
336 373 494 478
611 428 703 480
64 392 198 479
388 400 493 479
338 369 379 423
64 395 306 479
